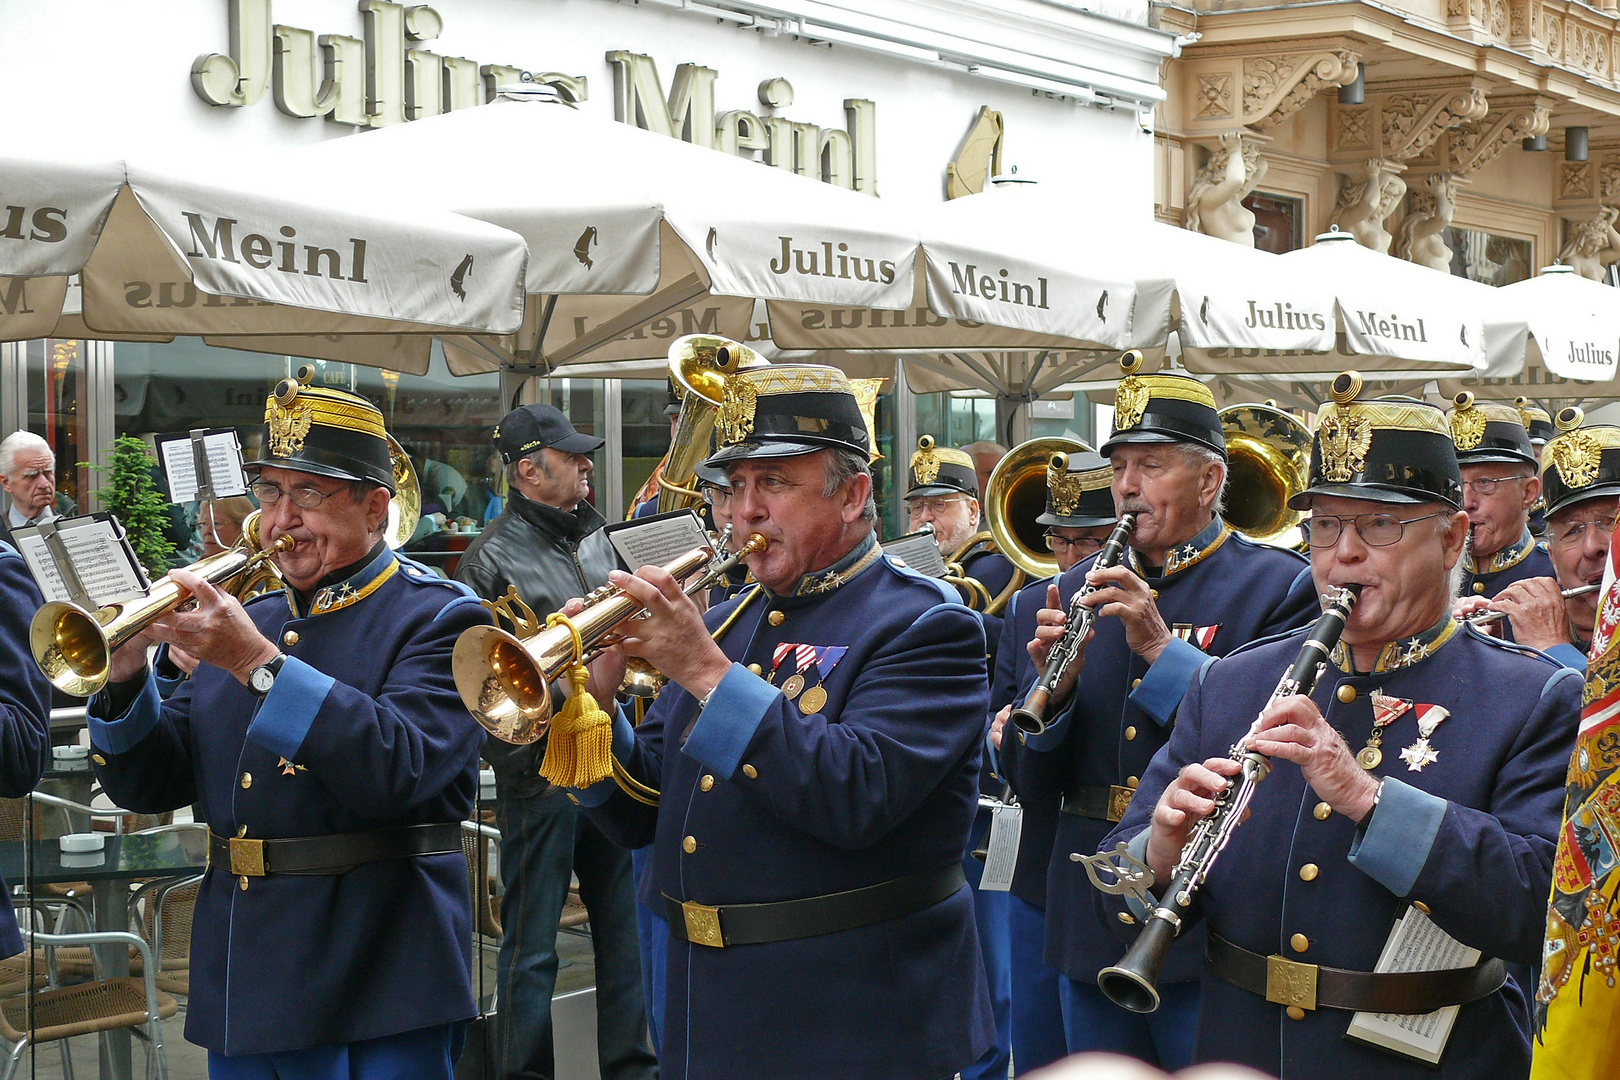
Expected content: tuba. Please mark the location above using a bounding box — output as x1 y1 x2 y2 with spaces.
30 510 295 697
984 437 1091 581
657 335 767 514
385 433 422 550
1218 403 1311 547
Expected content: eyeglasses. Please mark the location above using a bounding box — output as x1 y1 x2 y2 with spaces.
701 485 733 506
1548 514 1617 548
1462 475 1529 496
1043 531 1104 555
1305 512 1445 548
907 495 969 517
250 480 343 510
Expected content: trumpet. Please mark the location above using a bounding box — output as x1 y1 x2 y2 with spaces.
1466 583 1600 626
30 510 294 697
1008 513 1137 737
454 534 769 745
1079 584 1363 1013
621 526 737 699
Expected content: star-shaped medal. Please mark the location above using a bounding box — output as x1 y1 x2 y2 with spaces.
1397 639 1431 668
1399 738 1439 772
314 581 358 612
279 757 298 776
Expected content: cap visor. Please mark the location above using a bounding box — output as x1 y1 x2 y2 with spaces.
1545 483 1620 520
905 484 967 499
1288 483 1451 511
552 432 606 454
705 440 822 467
1456 450 1537 466
1037 511 1118 528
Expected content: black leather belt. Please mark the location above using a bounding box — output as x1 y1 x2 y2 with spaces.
1061 785 1136 823
208 823 462 877
1206 930 1506 1013
664 863 965 949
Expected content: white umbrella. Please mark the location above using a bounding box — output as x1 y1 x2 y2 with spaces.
0 149 529 375
287 91 921 375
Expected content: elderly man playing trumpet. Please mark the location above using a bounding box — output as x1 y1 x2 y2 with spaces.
86 375 491 1080
567 364 994 1080
1097 376 1581 1080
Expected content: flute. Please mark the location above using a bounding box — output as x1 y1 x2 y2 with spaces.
1467 583 1600 626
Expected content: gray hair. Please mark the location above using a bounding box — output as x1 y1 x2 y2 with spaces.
960 441 1009 458
820 448 879 526
505 449 546 487
1450 520 1469 600
0 430 52 478
1172 442 1229 515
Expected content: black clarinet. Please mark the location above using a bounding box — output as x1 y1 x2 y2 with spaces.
1008 513 1137 737
1091 584 1363 1013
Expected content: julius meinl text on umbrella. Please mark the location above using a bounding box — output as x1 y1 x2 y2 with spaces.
182 212 370 283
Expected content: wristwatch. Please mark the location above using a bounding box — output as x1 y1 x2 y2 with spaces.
248 654 287 696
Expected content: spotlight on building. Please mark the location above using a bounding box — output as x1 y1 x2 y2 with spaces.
1522 134 1547 151
1337 63 1366 106
1567 126 1590 162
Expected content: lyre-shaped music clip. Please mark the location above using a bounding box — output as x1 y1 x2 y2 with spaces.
1074 842 1154 906
483 586 542 638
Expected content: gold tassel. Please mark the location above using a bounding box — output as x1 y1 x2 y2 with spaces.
537 613 615 788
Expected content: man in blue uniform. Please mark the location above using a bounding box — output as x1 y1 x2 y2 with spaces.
0 526 53 955
904 433 1018 1080
1021 355 1317 1067
86 372 491 1079
569 364 993 1080
990 449 1117 1075
1518 398 1555 537
1449 393 1555 599
1098 375 1581 1079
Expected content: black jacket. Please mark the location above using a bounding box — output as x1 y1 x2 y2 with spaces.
454 492 618 798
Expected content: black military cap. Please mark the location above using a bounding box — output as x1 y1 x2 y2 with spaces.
1540 407 1620 518
1037 450 1117 528
494 403 605 464
1289 371 1463 510
1516 397 1556 446
249 367 397 492
1447 392 1537 467
905 437 978 499
704 364 872 466
1100 351 1226 457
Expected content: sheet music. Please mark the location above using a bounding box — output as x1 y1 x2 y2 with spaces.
157 429 247 502
602 510 712 571
977 802 1023 891
1345 905 1481 1065
881 531 949 578
15 516 147 607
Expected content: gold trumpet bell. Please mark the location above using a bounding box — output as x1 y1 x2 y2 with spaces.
453 624 550 745
985 436 1091 580
1218 403 1312 546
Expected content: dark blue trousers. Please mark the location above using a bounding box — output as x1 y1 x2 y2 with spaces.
1059 972 1199 1070
960 809 1012 1080
1007 895 1066 1075
207 1023 460 1079
494 784 657 1080
631 844 668 1056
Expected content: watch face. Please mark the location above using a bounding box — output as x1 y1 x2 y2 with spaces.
250 667 275 694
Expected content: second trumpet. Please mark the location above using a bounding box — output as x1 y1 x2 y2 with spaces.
453 535 767 746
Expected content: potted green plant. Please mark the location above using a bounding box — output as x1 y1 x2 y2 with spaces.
93 435 177 578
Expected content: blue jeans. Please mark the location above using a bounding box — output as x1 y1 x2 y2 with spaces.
494 783 657 1080
1007 895 1066 1075
1059 973 1199 1070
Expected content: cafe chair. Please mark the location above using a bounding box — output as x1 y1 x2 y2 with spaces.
0 929 176 1080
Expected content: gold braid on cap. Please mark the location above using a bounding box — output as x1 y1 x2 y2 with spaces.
1047 452 1089 516
1317 370 1372 483
1550 407 1601 489
911 436 942 486
1449 391 1486 450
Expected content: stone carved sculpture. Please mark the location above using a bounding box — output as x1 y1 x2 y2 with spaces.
1396 174 1458 272
1333 159 1408 254
1186 132 1268 247
1559 207 1620 281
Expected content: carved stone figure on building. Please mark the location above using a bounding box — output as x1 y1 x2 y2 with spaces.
1186 131 1268 247
1558 207 1620 281
1332 159 1408 255
1396 173 1458 273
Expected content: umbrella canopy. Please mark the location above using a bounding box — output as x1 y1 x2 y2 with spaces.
0 149 529 375
288 92 922 376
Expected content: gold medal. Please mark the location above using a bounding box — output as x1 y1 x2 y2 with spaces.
1356 745 1382 770
780 673 805 699
799 685 828 714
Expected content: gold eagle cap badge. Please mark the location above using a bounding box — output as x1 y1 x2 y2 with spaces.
1047 454 1086 516
911 436 942 486
267 398 314 457
1448 392 1486 451
1317 405 1373 483
717 378 758 446
1552 431 1602 490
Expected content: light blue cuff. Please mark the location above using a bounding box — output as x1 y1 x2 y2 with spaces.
682 663 779 780
88 674 163 755
572 708 638 807
1130 636 1208 727
1123 827 1154 922
245 656 333 762
984 729 1001 780
1347 777 1447 897
151 645 187 698
1022 692 1072 752
1546 643 1588 673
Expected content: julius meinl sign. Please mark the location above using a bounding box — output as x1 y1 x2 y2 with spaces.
191 0 877 194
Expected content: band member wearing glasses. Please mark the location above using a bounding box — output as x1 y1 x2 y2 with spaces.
1447 395 1554 602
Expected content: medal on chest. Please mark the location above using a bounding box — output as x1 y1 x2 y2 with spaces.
1397 704 1450 772
1356 692 1411 770
769 642 847 716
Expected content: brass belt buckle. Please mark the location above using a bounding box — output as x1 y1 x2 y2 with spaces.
1107 785 1135 823
229 837 266 877
1266 955 1318 1011
682 901 724 948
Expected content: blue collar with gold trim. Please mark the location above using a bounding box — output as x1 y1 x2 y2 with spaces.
1332 613 1459 675
784 533 881 598
287 544 399 619
1464 528 1534 576
1129 516 1229 579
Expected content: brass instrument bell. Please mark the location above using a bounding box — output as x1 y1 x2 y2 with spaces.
984 437 1091 580
1217 403 1312 546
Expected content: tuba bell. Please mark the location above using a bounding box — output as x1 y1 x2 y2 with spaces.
1217 403 1311 547
385 433 422 550
657 335 767 514
984 437 1091 581
30 510 295 697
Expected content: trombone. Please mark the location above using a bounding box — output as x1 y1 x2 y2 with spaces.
30 510 294 697
454 534 768 746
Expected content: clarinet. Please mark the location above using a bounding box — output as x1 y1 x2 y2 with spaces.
1008 513 1137 737
1091 584 1364 1014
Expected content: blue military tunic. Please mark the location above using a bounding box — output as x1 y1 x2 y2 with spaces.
1019 517 1317 983
1099 620 1581 1080
1462 529 1554 599
577 535 995 1080
87 545 491 1056
992 578 1061 910
0 541 52 957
